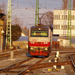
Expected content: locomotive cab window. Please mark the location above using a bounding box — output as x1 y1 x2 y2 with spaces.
31 31 48 37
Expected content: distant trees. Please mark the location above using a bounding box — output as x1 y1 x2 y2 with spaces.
11 24 22 41
41 11 53 31
12 15 24 28
0 3 22 41
3 24 22 41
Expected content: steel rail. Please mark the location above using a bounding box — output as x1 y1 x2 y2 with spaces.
17 52 74 75
0 57 48 73
29 61 71 71
3 64 31 70
17 57 47 75
0 50 74 60
0 57 34 72
2 61 71 74
0 51 75 75
0 50 26 60
69 53 75 71
0 58 47 74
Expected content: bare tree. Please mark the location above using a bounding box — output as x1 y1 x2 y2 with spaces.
0 2 7 14
41 11 53 31
12 16 20 25
40 11 53 49
12 16 24 28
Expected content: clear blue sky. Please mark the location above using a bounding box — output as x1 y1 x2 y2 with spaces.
1 0 62 9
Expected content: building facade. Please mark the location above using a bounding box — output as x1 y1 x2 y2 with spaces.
53 10 75 36
0 11 5 51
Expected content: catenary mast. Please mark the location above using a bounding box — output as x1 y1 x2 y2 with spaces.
35 0 39 26
6 0 12 48
67 0 72 46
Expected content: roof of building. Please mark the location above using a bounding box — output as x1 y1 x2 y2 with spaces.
0 12 5 16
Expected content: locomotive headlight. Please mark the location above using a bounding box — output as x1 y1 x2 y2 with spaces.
46 42 48 44
30 47 33 50
39 28 41 30
32 42 34 44
26 45 28 48
44 42 48 44
31 42 34 44
44 42 45 44
45 48 48 50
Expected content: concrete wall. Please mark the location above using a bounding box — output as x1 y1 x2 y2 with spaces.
13 41 28 49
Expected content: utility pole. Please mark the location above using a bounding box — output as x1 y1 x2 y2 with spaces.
35 0 39 26
67 0 71 46
6 0 12 48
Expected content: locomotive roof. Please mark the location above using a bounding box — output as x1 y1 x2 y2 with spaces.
31 25 49 29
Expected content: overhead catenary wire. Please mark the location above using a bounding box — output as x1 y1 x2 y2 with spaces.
16 0 62 9
28 0 35 9
45 0 47 8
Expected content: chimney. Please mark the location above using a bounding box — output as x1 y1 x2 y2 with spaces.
62 0 68 10
73 0 75 10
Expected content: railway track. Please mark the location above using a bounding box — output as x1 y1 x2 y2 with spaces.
0 50 26 60
0 50 75 60
0 51 75 75
2 61 71 75
0 56 47 75
0 52 74 75
70 53 75 71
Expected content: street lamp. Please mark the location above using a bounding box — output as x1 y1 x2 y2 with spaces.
1 30 4 52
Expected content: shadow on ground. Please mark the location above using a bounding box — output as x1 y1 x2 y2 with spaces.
26 53 45 58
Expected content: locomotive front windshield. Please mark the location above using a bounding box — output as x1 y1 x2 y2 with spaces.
31 31 48 37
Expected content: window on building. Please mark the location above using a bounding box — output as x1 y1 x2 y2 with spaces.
64 15 67 20
72 25 75 29
64 25 67 29
54 15 57 19
62 15 64 20
58 15 60 20
62 15 67 20
54 25 60 29
71 15 74 20
54 15 60 20
61 25 67 29
54 15 56 19
54 25 56 29
74 15 75 20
